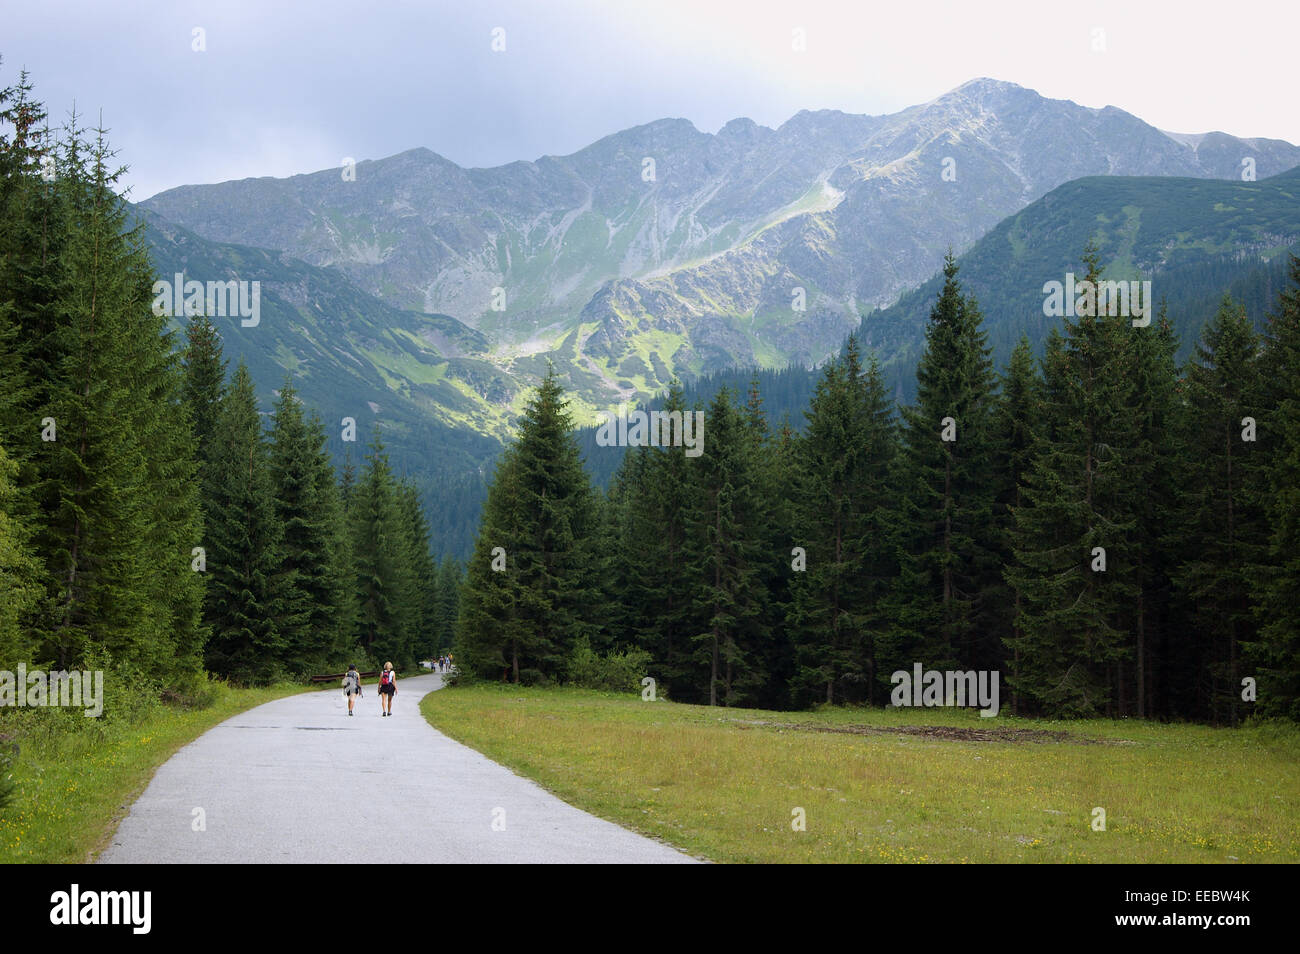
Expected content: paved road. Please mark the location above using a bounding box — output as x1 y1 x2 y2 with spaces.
99 673 694 864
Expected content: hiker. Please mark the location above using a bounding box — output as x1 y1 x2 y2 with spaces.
342 664 362 716
379 661 396 716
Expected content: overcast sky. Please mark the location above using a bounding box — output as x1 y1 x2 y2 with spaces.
4 0 1296 200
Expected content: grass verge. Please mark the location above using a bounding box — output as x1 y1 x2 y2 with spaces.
420 684 1300 863
0 680 312 863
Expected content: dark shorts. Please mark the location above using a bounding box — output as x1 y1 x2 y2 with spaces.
379 683 395 696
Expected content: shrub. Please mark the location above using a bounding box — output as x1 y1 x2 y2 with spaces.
161 671 222 710
566 637 652 693
519 667 550 687
0 740 16 813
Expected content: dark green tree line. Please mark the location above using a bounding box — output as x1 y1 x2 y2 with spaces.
456 253 1300 722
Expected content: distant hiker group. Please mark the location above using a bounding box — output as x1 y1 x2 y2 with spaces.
341 662 397 717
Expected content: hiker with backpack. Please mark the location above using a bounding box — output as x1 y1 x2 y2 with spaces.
379 661 396 716
342 664 362 716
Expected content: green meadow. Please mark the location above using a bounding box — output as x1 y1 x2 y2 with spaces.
421 684 1300 864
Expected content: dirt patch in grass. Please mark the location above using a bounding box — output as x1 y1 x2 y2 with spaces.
727 720 1127 744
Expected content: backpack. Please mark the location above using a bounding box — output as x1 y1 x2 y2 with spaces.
381 670 392 686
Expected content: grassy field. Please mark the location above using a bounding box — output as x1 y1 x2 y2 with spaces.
0 680 311 864
421 684 1300 863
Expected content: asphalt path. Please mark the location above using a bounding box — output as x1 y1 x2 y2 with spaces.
99 673 694 864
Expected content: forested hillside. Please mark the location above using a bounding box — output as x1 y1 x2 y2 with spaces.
0 75 459 688
139 209 504 560
866 168 1300 399
458 252 1300 723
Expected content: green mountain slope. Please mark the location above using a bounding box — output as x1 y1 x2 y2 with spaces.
138 210 504 556
863 165 1300 396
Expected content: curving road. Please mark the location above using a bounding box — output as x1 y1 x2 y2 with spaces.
99 673 694 864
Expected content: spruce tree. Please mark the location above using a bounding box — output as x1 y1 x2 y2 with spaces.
351 429 414 669
1118 304 1181 718
397 480 438 661
319 416 359 664
581 483 621 655
36 122 202 677
457 451 528 680
1006 249 1139 716
181 314 227 474
683 387 769 706
269 380 342 675
0 441 39 668
1166 299 1263 721
1247 255 1300 719
339 452 357 513
610 384 699 697
433 557 462 654
0 82 206 683
760 418 802 710
741 376 792 709
502 368 601 681
989 335 1041 713
0 70 61 480
130 278 208 681
607 442 650 650
881 254 997 687
789 356 869 705
854 350 900 703
204 362 285 682
458 371 605 683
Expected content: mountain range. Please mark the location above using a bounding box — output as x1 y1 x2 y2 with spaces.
131 78 1300 555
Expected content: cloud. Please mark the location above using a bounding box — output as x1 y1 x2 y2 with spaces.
3 0 1294 199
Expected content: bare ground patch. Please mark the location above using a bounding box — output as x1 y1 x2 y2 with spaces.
725 720 1129 745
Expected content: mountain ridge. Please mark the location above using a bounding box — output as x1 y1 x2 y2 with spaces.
136 77 1300 431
